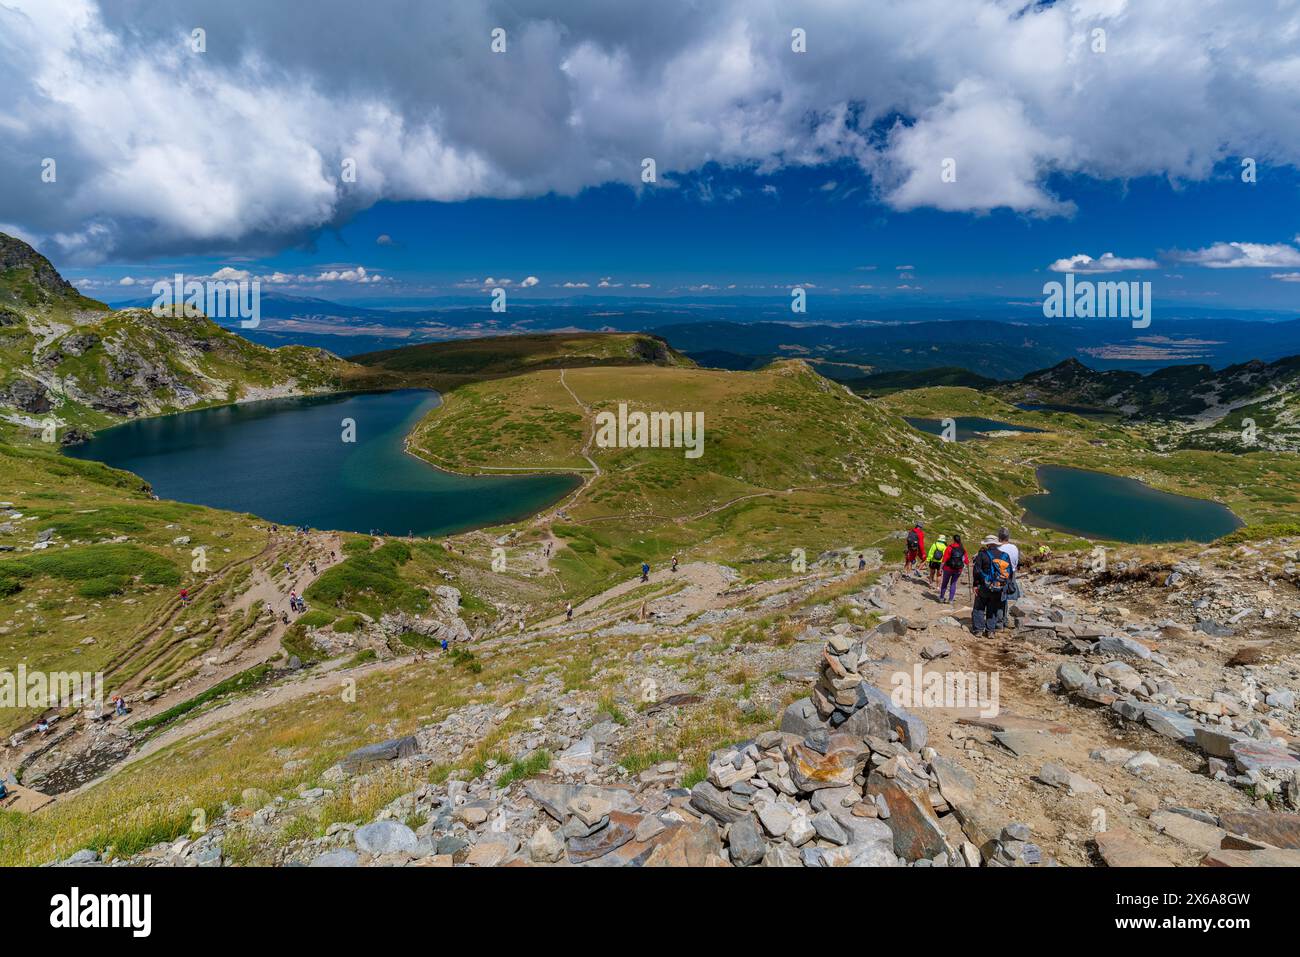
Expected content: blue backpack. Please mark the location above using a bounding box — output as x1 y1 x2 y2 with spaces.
980 548 1013 594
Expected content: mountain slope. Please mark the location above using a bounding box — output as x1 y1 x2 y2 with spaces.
996 356 1300 451
0 233 379 439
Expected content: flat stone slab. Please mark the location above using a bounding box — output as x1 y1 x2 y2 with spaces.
994 730 1061 758
1149 810 1225 853
1193 726 1249 759
1230 740 1300 774
958 713 1071 735
1095 828 1177 867
1219 810 1300 850
1143 708 1198 745
1201 848 1300 867
524 781 638 822
339 735 418 774
930 755 976 810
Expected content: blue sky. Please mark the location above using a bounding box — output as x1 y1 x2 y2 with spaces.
72 160 1300 311
4 0 1300 313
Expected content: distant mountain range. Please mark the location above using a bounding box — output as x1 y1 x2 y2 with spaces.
108 291 1300 375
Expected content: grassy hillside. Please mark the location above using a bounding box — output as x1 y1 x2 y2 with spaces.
0 440 271 729
352 331 693 391
409 359 1041 598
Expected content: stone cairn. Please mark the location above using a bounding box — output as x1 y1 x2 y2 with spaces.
680 635 1049 866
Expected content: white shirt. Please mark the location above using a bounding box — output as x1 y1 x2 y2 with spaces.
1000 541 1020 571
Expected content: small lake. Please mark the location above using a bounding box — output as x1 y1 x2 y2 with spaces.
64 390 580 536
1019 465 1242 543
905 416 1047 442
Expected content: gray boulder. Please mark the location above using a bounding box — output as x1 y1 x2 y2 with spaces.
354 820 418 855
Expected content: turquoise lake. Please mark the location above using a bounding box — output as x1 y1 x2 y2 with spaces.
905 416 1047 442
1019 465 1242 543
64 390 580 536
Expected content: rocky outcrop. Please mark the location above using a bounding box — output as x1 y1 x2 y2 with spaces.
0 378 52 414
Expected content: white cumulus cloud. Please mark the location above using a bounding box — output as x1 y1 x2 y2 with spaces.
1048 252 1158 273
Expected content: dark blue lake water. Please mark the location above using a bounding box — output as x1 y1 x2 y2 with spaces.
1019 465 1242 543
65 390 579 536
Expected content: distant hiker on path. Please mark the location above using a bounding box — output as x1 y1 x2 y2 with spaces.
641 562 650 582
857 553 866 571
938 534 967 604
178 587 189 605
565 601 573 621
671 555 679 572
925 535 947 585
904 523 925 576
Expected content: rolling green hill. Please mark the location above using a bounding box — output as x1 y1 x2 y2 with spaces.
353 331 693 392
407 358 1042 597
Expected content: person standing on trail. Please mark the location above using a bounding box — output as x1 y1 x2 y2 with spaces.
938 534 967 604
971 535 1012 637
671 555 679 572
179 587 189 605
857 553 866 571
566 601 573 621
904 523 925 576
641 562 650 582
996 527 1021 629
925 535 947 585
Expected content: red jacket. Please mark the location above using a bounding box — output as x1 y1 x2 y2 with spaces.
940 542 969 569
909 526 925 555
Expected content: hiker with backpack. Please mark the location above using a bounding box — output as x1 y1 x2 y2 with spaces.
640 561 650 583
996 527 1021 629
925 534 947 585
971 535 1012 637
937 534 967 603
904 523 925 576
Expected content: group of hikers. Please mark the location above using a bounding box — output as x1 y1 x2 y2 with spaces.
903 521 1024 638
